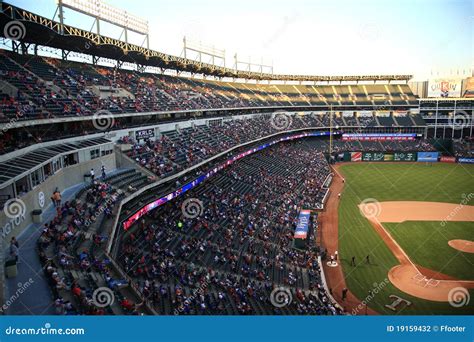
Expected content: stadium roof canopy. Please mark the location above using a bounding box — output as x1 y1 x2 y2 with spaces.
0 2 413 82
0 137 110 187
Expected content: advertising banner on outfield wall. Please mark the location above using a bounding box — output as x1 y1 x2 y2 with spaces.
417 151 439 162
361 152 416 161
440 156 456 163
351 152 362 162
458 157 474 164
394 152 417 161
362 152 384 161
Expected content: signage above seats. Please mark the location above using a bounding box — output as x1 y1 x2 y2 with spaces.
135 128 155 140
342 133 417 141
294 210 311 240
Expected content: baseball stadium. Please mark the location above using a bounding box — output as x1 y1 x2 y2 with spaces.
0 0 472 323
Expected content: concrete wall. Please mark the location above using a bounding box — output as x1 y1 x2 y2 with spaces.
115 148 156 178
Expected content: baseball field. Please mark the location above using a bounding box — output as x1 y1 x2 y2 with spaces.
324 162 474 315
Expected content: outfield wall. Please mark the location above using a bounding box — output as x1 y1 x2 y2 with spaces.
333 151 462 163
335 151 474 164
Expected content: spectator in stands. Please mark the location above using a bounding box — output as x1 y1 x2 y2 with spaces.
10 236 19 263
52 188 61 207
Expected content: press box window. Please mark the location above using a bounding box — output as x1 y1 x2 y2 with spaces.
90 149 100 159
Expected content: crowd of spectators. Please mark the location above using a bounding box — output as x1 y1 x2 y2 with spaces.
119 141 341 315
453 139 473 158
0 51 418 123
126 115 437 181
36 179 146 315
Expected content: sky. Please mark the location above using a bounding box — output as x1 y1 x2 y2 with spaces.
7 0 474 80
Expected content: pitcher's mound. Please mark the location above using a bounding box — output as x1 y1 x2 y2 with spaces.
448 239 474 253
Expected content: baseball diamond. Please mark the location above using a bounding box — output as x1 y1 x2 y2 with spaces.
321 163 474 315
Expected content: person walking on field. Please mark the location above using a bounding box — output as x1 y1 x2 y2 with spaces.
334 250 338 261
366 255 370 264
342 288 348 301
350 256 356 266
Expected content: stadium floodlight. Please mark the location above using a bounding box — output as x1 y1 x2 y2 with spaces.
233 54 273 75
58 0 149 35
182 37 226 67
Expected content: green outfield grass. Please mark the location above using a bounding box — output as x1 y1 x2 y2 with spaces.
337 162 474 315
384 221 474 280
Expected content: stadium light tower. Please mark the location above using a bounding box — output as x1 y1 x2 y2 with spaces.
233 54 273 79
181 37 226 68
56 0 150 49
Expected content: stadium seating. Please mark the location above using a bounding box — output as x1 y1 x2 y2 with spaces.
123 116 435 180
453 139 473 157
118 141 341 315
0 50 418 122
37 169 153 315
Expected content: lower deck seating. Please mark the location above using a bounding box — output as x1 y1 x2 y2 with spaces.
36 169 152 315
118 141 340 315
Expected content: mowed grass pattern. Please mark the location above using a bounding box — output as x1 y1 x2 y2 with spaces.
337 162 474 315
384 221 474 280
